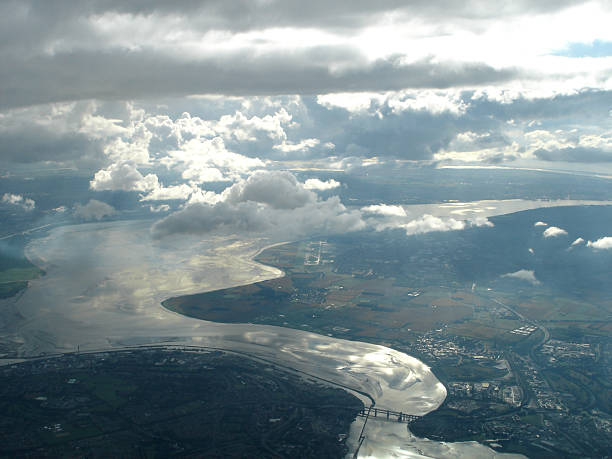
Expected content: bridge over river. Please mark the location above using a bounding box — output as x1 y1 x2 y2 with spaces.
357 406 422 423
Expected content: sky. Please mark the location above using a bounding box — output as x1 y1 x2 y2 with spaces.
2 0 612 238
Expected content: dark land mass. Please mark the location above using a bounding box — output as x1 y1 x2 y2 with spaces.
0 348 363 458
163 206 612 457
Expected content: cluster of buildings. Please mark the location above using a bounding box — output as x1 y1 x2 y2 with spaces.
509 325 537 336
411 331 498 362
513 354 567 411
540 339 596 365
447 381 522 407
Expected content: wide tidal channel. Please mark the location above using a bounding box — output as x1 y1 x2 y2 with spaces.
0 201 563 457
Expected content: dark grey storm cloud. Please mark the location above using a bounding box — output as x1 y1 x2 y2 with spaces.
4 0 584 108
0 48 518 109
0 0 584 38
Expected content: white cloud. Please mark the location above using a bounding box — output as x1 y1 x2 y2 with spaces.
181 166 226 183
73 199 115 221
363 205 493 234
543 226 568 238
149 204 170 213
402 214 467 235
362 204 407 217
103 128 151 165
152 190 363 239
303 178 341 191
2 193 35 211
163 137 265 183
317 90 469 117
468 216 495 228
273 138 321 154
386 90 469 116
151 170 364 239
186 188 225 206
90 162 159 192
587 236 612 249
534 221 548 226
225 170 316 209
0 101 129 166
571 237 585 246
213 109 291 142
140 184 195 202
317 93 386 112
501 269 540 285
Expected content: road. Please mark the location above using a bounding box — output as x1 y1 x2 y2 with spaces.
490 297 550 348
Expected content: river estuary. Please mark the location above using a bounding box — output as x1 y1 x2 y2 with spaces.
1 198 581 457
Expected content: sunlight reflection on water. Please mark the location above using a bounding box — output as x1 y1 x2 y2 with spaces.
6 211 537 458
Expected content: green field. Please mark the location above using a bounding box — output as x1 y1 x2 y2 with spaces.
0 236 44 298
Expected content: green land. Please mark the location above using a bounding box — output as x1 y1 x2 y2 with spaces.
0 349 362 458
164 206 612 458
0 235 44 299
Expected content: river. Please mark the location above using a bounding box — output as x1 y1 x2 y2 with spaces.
0 199 576 457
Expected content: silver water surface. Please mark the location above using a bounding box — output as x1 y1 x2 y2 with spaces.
1 210 544 457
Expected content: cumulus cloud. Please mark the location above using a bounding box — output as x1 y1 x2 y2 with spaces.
90 162 159 192
362 204 407 217
469 216 495 228
0 101 122 167
543 226 568 238
571 237 585 246
212 109 291 142
4 87 612 181
225 171 316 209
303 178 341 191
140 184 195 202
587 237 612 249
534 221 548 226
73 199 115 221
274 138 321 154
3 3 612 189
163 137 265 183
403 214 467 234
149 204 170 213
152 194 364 239
362 204 411 231
151 170 364 239
152 201 265 237
400 215 492 235
181 166 225 184
501 269 540 285
2 193 35 211
364 208 493 235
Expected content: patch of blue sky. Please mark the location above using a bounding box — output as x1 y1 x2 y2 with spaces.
552 39 612 58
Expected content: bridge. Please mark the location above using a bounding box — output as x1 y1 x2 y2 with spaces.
357 407 422 423
352 406 422 458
